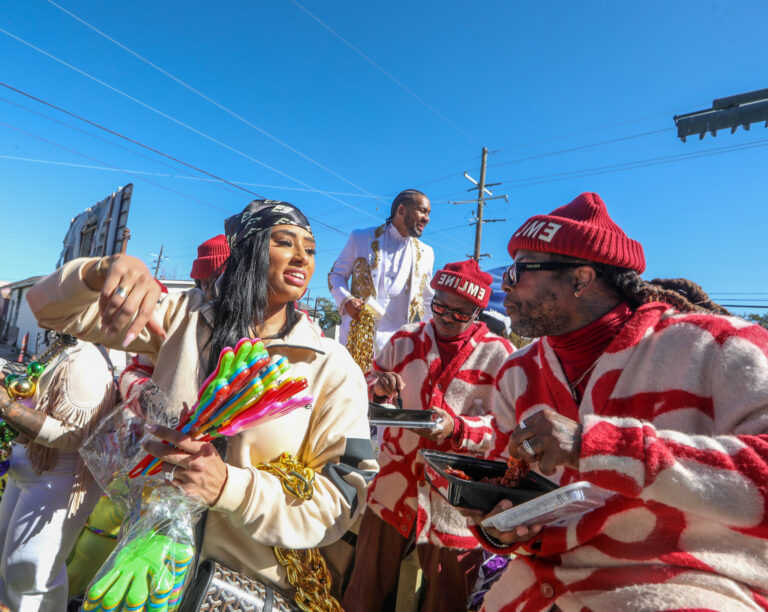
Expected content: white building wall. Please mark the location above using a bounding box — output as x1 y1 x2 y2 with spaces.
11 286 48 354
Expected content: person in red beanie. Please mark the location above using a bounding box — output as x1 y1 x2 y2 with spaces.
189 234 230 300
452 192 768 612
343 259 514 612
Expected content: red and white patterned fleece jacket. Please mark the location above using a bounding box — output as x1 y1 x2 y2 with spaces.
366 320 513 548
118 354 154 408
453 303 768 612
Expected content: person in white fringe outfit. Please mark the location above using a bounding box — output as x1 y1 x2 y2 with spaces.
0 335 115 612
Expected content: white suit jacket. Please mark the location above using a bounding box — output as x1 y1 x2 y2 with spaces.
328 223 434 352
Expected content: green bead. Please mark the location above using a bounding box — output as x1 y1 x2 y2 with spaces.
26 361 45 379
0 421 18 443
3 374 18 388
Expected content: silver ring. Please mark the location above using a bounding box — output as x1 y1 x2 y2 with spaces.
115 286 129 299
519 420 527 430
166 465 178 482
522 439 536 457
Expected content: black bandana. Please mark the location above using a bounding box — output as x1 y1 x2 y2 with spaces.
225 200 313 247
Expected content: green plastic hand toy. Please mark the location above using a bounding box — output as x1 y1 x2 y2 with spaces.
163 540 194 612
84 532 178 612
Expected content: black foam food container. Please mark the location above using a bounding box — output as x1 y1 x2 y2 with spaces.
421 449 558 513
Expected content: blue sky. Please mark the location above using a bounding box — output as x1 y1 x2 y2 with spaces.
1 1 767 313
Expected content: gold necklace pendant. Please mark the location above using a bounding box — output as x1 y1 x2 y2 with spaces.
568 357 601 401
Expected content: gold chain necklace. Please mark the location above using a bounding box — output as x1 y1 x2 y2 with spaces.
256 453 343 612
568 357 601 400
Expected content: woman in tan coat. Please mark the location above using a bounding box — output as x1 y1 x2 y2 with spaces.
27 200 377 608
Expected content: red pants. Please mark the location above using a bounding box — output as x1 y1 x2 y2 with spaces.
342 511 483 612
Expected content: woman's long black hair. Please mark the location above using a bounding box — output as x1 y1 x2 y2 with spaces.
205 228 300 373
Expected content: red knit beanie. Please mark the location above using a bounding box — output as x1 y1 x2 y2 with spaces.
507 192 645 273
430 259 493 309
190 234 230 280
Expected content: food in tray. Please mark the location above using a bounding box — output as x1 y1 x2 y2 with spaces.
443 466 471 480
420 449 557 513
444 456 529 487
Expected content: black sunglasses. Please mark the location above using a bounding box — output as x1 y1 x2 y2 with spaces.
503 261 585 287
430 300 478 323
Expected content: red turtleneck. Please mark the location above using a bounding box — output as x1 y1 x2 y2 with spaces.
548 302 632 400
433 321 479 369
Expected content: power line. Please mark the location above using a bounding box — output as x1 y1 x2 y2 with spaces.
492 109 685 154
0 92 244 199
0 80 264 199
0 119 228 211
0 119 349 236
501 138 768 187
289 0 471 141
0 152 463 247
44 0 386 205
0 152 388 199
378 111 686 195
488 128 673 168
0 28 381 222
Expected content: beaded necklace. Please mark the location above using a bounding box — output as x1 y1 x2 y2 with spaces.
0 335 77 475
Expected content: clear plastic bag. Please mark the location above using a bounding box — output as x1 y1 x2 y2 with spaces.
77 341 313 611
81 487 203 612
79 386 206 611
79 383 183 507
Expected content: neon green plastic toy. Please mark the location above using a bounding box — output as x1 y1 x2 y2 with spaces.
84 532 193 612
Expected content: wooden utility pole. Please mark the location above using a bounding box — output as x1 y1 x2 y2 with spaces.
457 147 507 261
473 147 488 261
153 245 165 278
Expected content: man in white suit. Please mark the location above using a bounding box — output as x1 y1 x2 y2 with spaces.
329 189 435 360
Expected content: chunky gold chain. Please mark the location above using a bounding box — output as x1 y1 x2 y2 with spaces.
274 547 341 612
407 239 426 323
346 308 376 373
255 452 315 501
256 453 343 612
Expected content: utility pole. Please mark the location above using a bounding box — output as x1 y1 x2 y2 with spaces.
473 147 488 261
454 147 508 261
152 245 166 279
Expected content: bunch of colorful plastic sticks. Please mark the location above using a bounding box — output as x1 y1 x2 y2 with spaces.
129 338 311 479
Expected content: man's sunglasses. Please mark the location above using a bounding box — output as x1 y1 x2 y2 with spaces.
430 300 478 323
503 261 587 287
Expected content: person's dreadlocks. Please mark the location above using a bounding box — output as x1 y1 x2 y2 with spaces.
550 254 729 315
601 266 730 315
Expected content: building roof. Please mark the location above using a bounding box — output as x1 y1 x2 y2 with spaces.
5 275 44 291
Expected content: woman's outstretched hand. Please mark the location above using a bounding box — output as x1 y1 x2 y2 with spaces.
82 255 166 347
143 424 228 507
